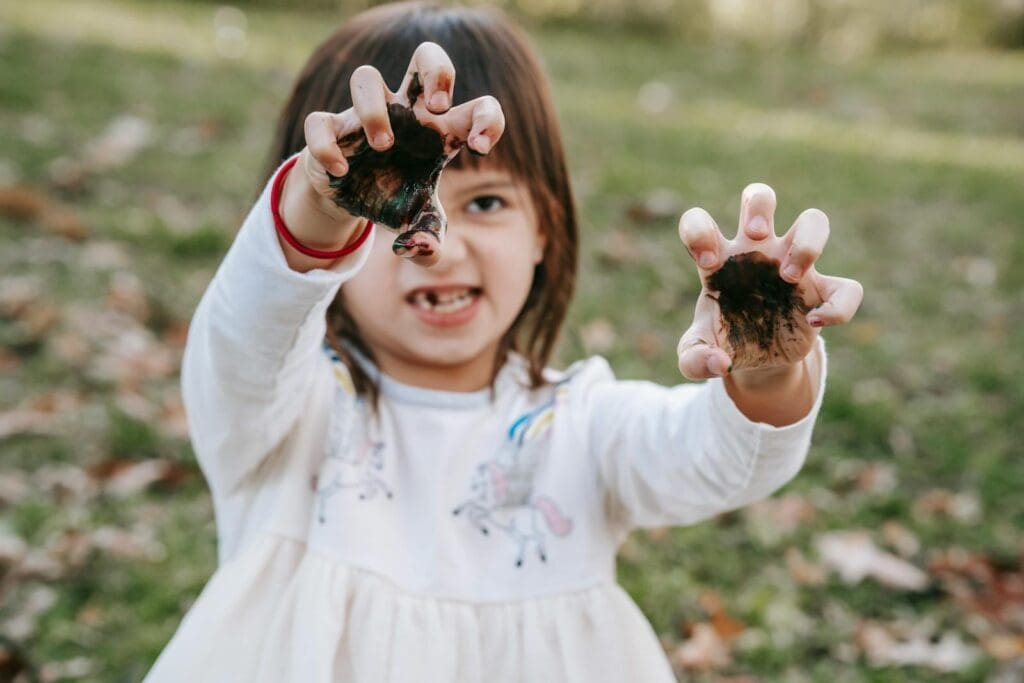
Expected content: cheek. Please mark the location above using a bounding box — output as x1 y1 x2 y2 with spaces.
339 244 400 319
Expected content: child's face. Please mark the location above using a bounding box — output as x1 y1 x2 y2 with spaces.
339 164 543 390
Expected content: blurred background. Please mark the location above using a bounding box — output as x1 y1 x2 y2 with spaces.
1 0 1022 681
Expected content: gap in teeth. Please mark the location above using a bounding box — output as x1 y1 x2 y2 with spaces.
411 288 477 311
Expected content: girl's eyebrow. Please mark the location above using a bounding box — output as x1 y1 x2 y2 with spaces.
460 178 516 193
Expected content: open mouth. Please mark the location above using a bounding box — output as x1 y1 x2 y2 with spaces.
405 286 483 316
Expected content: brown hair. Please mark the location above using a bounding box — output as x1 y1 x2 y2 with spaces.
263 1 578 400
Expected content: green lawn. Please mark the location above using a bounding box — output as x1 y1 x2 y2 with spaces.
1 1 1022 681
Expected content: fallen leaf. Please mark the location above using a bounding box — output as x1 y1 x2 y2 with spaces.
856 621 980 672
596 229 643 267
2 586 57 640
83 115 153 171
913 489 982 524
626 187 682 224
699 591 747 640
786 546 827 585
880 520 920 558
981 633 1024 660
580 318 617 354
929 548 1024 631
745 494 817 545
0 409 59 439
672 623 731 671
816 530 930 590
105 271 150 322
0 185 86 240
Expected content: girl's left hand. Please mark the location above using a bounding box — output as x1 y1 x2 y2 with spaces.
676 183 864 380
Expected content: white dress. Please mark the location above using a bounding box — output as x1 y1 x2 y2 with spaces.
144 162 827 682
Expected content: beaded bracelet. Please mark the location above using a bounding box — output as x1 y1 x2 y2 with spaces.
271 156 373 260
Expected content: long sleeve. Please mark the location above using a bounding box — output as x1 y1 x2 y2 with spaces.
577 337 827 531
180 161 375 500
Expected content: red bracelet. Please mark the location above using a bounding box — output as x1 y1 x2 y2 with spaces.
271 155 373 260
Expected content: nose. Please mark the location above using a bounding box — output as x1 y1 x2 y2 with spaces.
432 221 469 271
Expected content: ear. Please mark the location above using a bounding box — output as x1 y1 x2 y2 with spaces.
532 228 547 266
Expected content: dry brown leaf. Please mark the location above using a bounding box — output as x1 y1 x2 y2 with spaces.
0 410 59 439
701 593 746 641
626 187 683 224
913 489 982 524
880 520 920 558
856 621 980 672
0 185 86 240
103 459 176 497
981 633 1024 660
0 531 28 567
673 623 732 671
929 548 1024 631
157 387 189 439
785 546 827 586
580 318 617 354
596 229 643 267
633 331 663 361
745 494 818 545
105 271 150 322
0 473 30 507
82 115 153 172
816 530 929 590
2 586 58 640
854 462 898 495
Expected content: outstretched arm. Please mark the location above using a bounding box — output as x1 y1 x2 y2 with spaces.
677 182 863 426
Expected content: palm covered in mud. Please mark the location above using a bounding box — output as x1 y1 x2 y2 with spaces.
301 42 505 267
677 183 864 377
328 73 465 262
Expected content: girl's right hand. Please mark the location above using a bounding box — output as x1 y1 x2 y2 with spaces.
281 41 506 268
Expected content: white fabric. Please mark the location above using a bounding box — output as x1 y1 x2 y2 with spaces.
145 160 828 682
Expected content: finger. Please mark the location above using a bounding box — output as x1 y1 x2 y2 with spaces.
806 274 864 327
443 96 505 154
738 183 776 241
678 336 733 380
780 208 830 283
304 111 350 177
679 208 726 272
397 42 456 113
351 65 395 151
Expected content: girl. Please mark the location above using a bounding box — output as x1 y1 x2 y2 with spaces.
146 2 863 681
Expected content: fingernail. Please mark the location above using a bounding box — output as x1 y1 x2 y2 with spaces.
430 92 449 111
782 264 801 281
706 357 719 376
698 252 717 269
748 215 768 237
373 133 392 149
808 316 824 327
474 134 492 153
329 162 346 176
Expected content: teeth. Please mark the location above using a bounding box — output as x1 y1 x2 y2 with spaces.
409 288 477 313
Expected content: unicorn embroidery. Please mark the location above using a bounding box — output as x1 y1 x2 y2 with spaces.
452 394 573 567
315 350 392 524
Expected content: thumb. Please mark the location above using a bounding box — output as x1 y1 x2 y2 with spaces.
677 327 731 380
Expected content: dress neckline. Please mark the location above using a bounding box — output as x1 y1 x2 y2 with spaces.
340 343 529 410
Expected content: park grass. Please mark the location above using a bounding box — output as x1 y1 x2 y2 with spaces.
1 1 1022 680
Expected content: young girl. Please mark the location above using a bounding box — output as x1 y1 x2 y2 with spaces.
146 2 862 681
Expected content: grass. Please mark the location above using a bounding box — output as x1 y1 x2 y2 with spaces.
1 1 1021 680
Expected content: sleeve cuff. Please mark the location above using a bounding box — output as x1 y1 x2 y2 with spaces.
706 335 828 452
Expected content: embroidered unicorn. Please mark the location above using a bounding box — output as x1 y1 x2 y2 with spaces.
452 395 573 567
314 357 392 523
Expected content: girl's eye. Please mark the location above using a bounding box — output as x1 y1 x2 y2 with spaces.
466 195 506 214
